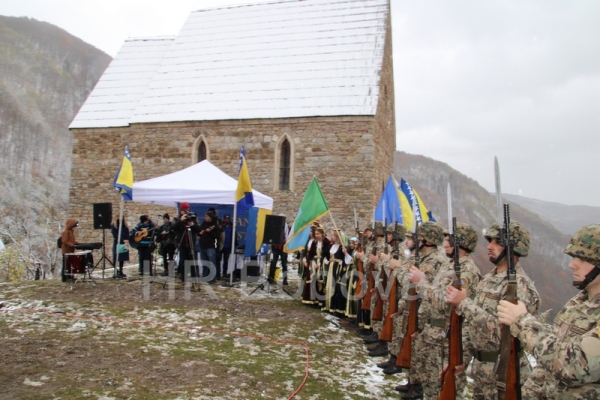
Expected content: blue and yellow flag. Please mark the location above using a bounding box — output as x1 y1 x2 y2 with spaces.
374 176 403 224
244 207 272 257
284 177 329 253
236 146 255 215
398 178 435 231
113 146 133 201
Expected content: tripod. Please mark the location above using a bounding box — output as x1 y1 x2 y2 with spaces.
94 229 114 279
163 224 200 291
248 244 294 297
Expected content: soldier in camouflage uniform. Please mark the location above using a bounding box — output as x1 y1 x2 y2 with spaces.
498 224 600 399
364 222 393 357
400 222 482 398
446 221 540 400
376 223 408 373
389 221 446 399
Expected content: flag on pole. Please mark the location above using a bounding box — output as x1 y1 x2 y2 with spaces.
113 146 133 201
374 176 403 224
236 146 255 215
398 178 435 231
284 177 329 253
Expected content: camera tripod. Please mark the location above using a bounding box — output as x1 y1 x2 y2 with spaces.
248 245 294 297
94 229 114 279
163 224 201 291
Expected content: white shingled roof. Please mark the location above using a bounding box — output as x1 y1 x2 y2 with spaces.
70 37 175 128
70 0 389 128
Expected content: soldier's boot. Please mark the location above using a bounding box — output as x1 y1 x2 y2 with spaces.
395 383 412 393
401 383 423 400
382 356 402 375
363 332 379 344
376 353 395 369
357 328 372 336
368 340 388 357
366 341 381 352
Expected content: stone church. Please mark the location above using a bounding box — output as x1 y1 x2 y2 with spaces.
69 0 396 242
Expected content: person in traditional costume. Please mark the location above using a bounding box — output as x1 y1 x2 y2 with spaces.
345 237 360 323
324 229 353 314
301 223 319 304
302 223 330 307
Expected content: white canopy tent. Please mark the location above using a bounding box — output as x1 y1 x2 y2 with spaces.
132 160 273 209
131 160 273 284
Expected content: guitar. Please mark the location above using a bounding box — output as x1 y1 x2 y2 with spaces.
134 228 154 242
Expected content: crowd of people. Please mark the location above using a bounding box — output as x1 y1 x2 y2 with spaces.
294 219 600 399
58 207 600 399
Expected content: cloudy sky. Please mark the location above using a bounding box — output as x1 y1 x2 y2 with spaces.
1 0 599 206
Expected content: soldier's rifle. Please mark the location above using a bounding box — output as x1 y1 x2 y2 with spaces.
380 220 400 341
494 157 522 400
373 202 389 322
361 219 377 312
439 184 463 400
354 208 365 299
396 206 420 368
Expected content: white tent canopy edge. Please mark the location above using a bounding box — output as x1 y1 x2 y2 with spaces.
131 160 273 210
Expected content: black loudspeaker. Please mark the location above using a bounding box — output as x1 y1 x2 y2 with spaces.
93 203 112 230
263 215 286 246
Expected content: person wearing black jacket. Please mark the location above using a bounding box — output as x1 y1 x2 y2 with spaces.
132 215 155 275
171 202 201 282
157 213 175 276
198 212 220 283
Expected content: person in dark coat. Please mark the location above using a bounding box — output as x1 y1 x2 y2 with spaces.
172 202 201 282
110 218 130 278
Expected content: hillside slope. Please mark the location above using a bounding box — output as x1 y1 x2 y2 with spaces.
0 16 111 198
504 194 600 235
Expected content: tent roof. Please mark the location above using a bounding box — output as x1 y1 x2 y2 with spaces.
132 160 273 210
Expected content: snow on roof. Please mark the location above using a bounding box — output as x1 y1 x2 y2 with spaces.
70 37 175 128
70 0 389 128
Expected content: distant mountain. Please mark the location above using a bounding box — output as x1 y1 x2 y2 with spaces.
393 151 578 320
504 194 600 235
0 16 111 203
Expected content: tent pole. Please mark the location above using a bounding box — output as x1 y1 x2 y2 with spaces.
115 196 125 278
227 203 238 287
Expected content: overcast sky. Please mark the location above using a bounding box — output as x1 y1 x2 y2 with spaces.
1 0 598 207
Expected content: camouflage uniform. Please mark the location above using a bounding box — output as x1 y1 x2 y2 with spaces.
389 258 411 356
372 240 392 337
456 263 540 400
412 253 481 398
380 235 408 342
360 237 376 329
402 248 446 399
514 224 600 399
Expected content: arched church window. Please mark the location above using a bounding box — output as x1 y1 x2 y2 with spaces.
198 141 207 162
279 139 291 190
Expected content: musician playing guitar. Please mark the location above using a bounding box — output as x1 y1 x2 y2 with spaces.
133 215 156 276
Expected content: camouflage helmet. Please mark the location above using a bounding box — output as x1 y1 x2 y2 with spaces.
418 221 444 246
564 224 600 266
448 222 478 253
484 221 530 257
374 221 385 236
387 223 406 240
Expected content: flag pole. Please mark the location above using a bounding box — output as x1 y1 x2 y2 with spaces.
225 203 238 288
115 196 124 278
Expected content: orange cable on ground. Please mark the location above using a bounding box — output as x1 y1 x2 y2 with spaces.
2 308 311 399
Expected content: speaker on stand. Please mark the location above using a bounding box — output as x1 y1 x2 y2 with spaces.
248 215 292 297
93 203 114 279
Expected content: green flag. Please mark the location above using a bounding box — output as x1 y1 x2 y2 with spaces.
284 177 329 253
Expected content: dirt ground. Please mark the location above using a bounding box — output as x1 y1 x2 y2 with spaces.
0 269 406 400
